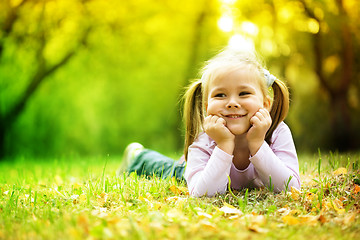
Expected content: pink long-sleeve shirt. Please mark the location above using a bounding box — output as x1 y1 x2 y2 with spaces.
184 122 301 197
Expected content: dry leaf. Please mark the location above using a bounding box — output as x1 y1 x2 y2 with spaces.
333 167 347 176
282 215 299 225
248 224 269 233
169 185 188 195
332 199 345 214
97 192 108 206
198 220 218 232
353 184 360 194
290 186 301 201
305 192 317 202
318 215 327 224
219 203 242 217
298 215 318 226
197 211 213 219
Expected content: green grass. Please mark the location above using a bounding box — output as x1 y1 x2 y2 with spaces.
0 152 359 240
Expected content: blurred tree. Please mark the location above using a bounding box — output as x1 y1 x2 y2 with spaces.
0 0 227 158
231 0 360 151
296 0 358 150
0 0 91 158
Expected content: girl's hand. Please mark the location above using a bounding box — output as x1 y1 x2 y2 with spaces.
247 108 272 156
204 115 235 155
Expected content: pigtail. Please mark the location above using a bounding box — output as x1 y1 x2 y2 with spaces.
183 80 204 160
265 79 289 144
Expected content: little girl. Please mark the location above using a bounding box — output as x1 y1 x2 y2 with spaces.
119 49 301 197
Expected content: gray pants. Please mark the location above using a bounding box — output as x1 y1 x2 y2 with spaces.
127 149 186 181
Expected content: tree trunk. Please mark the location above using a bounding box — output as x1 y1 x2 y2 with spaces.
329 92 353 151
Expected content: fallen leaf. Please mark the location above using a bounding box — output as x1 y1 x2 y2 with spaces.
353 184 360 194
333 167 347 176
282 215 299 225
290 186 301 201
197 211 213 219
219 203 242 217
305 192 317 202
248 224 269 233
289 209 301 216
97 192 108 207
198 220 218 232
332 199 345 214
318 215 327 224
298 215 318 226
169 185 188 195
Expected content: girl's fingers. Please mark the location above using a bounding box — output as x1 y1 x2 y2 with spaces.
251 108 272 126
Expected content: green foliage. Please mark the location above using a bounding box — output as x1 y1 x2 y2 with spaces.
0 153 360 239
1 0 360 157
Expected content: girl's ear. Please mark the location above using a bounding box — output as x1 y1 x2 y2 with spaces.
264 96 271 111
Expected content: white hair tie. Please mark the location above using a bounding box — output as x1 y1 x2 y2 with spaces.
263 69 276 87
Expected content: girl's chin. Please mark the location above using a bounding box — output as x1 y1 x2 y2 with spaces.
227 124 251 135
228 128 249 136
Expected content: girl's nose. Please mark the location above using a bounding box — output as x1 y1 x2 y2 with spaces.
226 98 240 108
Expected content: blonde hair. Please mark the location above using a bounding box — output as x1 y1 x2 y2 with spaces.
183 49 289 160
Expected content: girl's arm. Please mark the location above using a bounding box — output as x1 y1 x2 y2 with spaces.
249 122 301 192
184 134 233 197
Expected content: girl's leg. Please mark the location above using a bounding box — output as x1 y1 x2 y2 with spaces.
124 144 185 181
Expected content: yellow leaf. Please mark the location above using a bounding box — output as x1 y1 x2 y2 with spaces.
289 209 301 216
290 186 301 201
219 203 242 217
333 167 347 176
305 192 317 202
197 211 213 219
332 199 345 214
198 220 218 232
97 192 108 206
298 215 318 226
282 215 299 225
169 185 188 195
248 224 269 233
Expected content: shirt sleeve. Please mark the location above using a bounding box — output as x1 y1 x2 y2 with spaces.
249 122 301 192
184 134 233 197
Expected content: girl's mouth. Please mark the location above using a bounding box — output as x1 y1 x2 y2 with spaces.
223 114 246 119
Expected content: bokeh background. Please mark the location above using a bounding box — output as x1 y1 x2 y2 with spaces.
1 0 359 159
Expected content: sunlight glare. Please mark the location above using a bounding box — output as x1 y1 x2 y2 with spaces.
219 0 237 4
228 34 255 52
241 21 259 36
218 16 234 32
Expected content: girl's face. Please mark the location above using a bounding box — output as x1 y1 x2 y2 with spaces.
206 68 270 135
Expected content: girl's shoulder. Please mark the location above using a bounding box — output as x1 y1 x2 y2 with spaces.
274 121 292 133
270 121 294 144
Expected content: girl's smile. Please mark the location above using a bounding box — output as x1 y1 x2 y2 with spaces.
206 68 268 135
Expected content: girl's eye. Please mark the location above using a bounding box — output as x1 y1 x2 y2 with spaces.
214 93 226 98
239 92 250 96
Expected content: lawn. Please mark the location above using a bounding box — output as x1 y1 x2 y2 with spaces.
0 152 359 239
